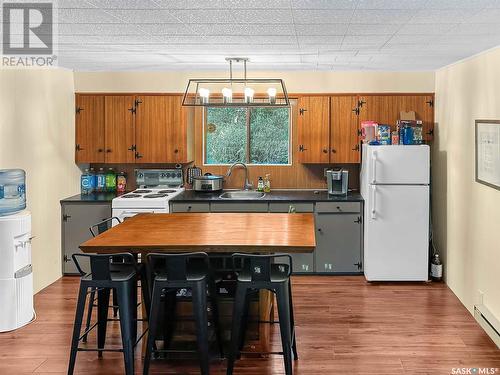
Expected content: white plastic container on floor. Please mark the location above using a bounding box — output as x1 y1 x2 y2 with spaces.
0 210 34 332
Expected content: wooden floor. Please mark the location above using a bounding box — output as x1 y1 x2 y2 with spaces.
0 276 498 375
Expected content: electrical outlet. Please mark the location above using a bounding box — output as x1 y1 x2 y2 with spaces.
476 290 484 305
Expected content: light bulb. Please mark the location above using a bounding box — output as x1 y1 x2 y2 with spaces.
222 87 232 104
267 87 277 104
198 88 210 104
244 87 255 104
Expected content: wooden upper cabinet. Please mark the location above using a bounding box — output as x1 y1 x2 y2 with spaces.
397 95 435 141
75 95 105 163
359 94 435 140
297 96 330 163
134 95 193 163
330 96 360 163
104 96 135 163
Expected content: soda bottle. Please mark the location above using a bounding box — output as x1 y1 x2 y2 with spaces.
80 169 92 195
96 168 106 193
105 168 117 192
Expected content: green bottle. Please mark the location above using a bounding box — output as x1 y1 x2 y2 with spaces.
105 168 116 192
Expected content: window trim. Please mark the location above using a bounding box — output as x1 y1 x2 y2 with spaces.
202 101 294 166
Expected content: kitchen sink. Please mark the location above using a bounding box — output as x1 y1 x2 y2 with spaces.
219 191 266 199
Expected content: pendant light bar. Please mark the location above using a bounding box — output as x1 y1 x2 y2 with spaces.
182 58 290 107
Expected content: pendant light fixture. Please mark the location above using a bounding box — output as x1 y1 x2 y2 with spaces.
182 57 289 107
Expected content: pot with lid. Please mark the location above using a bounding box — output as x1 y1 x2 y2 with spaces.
192 173 224 192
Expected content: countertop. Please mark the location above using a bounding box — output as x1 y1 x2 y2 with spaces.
61 190 364 204
60 192 119 203
170 189 363 203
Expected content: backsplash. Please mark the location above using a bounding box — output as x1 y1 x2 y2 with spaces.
88 163 360 191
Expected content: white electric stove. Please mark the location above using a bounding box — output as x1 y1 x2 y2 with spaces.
112 169 184 221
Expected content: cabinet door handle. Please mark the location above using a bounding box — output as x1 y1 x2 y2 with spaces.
97 148 103 153
317 228 322 232
331 149 336 153
106 149 112 153
322 148 328 154
174 149 179 154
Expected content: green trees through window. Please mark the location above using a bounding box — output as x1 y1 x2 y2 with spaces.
205 107 290 165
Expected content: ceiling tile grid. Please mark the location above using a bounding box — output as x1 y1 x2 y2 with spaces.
49 0 500 71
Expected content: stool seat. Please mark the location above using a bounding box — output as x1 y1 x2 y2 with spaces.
82 267 136 282
237 263 290 283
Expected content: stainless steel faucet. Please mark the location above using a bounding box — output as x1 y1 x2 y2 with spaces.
225 162 253 190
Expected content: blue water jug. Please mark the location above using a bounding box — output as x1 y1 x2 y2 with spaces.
0 169 26 216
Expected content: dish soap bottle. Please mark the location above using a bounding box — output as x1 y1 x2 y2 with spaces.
257 177 264 192
263 174 271 193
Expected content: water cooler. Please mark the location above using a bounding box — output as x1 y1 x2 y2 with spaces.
0 210 34 332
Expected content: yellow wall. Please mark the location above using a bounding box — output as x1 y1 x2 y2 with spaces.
433 47 500 320
74 71 435 93
0 69 80 293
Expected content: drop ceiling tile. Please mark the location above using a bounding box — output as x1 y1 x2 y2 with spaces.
291 0 358 9
346 23 401 35
58 8 122 23
58 1 100 9
350 9 415 24
230 9 294 23
292 9 355 24
294 24 349 35
188 23 296 36
448 23 500 35
424 0 494 9
343 35 392 44
151 0 225 9
58 23 134 35
133 23 197 35
298 35 345 44
223 0 290 9
466 8 500 22
244 35 298 44
168 9 235 23
396 23 457 34
389 34 435 44
341 43 384 50
410 9 471 24
90 0 161 9
105 9 179 23
357 0 427 9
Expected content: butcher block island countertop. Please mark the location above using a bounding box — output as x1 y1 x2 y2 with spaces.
79 212 315 355
79 212 316 254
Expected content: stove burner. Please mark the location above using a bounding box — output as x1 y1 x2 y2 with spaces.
158 190 176 194
121 194 141 198
134 189 152 194
144 193 169 198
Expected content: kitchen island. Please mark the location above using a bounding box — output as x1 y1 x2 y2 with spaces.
79 212 315 354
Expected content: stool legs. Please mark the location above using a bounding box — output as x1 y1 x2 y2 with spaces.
208 278 224 358
288 281 298 360
276 283 293 375
116 282 136 375
143 284 163 375
82 288 96 343
227 284 248 375
192 281 210 375
68 285 88 375
97 288 111 358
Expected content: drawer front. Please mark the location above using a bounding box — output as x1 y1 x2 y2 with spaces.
315 201 361 213
171 202 210 213
210 202 269 212
269 202 314 213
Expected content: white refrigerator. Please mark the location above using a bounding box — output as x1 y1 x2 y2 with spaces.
360 144 430 281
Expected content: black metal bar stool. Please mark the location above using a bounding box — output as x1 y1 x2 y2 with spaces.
68 253 144 375
143 252 224 375
226 253 298 375
81 217 151 343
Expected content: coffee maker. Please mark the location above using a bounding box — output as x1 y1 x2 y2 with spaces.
326 168 349 195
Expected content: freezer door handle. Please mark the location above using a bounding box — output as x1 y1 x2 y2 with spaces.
371 151 377 183
371 185 377 219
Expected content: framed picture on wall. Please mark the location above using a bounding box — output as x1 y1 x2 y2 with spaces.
475 120 500 190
